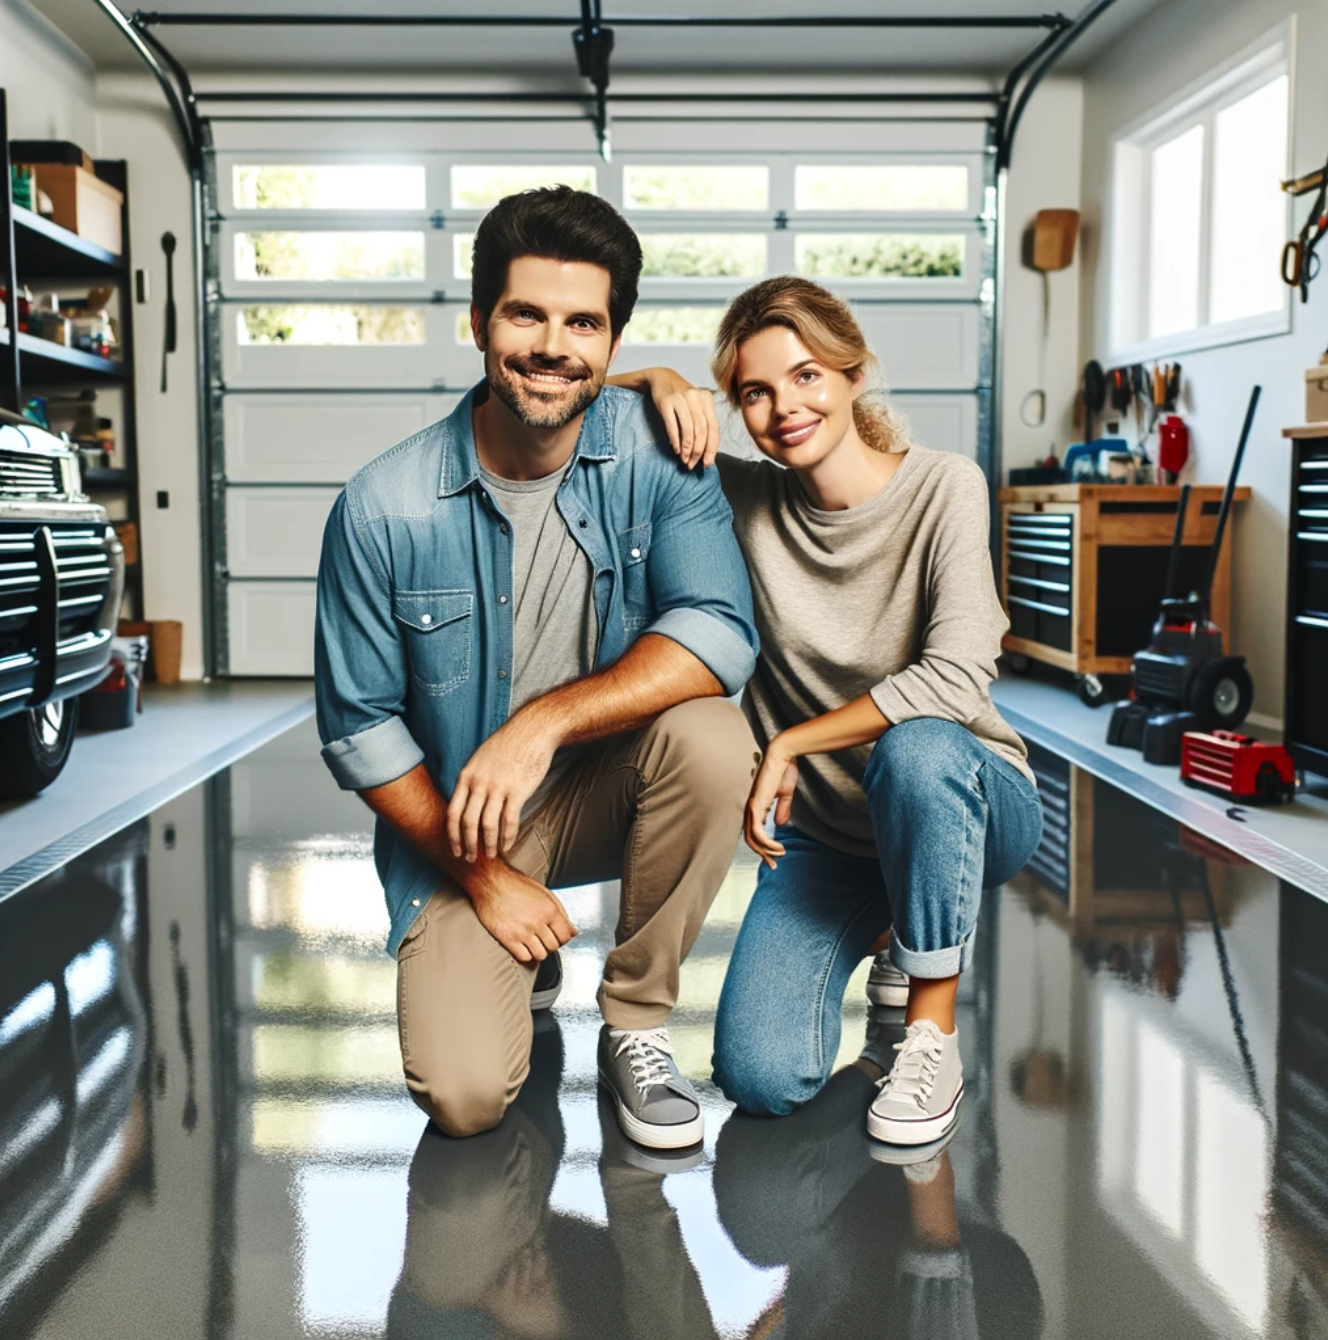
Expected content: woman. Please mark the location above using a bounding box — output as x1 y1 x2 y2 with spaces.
613 277 1041 1145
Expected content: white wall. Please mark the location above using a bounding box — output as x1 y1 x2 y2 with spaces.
1002 77 1085 476
1080 0 1328 727
0 0 96 143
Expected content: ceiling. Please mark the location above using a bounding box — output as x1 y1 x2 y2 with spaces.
35 0 1165 81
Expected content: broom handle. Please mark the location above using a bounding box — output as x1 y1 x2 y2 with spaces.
1200 385 1261 609
1163 484 1191 601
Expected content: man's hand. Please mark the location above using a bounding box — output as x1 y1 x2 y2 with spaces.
745 737 799 870
640 368 722 470
470 863 578 963
448 709 560 861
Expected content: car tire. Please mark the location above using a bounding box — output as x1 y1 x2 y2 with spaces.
0 696 80 799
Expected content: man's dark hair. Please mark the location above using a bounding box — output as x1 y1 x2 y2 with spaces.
470 185 642 339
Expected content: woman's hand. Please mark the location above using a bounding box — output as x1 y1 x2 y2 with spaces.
745 736 800 869
621 367 721 470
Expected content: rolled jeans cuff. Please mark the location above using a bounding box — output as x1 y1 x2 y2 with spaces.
891 935 973 980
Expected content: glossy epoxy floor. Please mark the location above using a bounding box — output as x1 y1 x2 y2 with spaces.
3 722 1327 1339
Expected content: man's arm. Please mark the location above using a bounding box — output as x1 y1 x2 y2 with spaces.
361 764 577 963
316 492 575 964
448 632 723 861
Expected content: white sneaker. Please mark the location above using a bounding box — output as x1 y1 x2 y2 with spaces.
867 952 910 1008
867 1019 964 1147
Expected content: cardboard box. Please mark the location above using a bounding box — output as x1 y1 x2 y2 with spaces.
25 165 123 256
1307 364 1328 425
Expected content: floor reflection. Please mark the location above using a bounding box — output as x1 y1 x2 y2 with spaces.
1 718 1327 1337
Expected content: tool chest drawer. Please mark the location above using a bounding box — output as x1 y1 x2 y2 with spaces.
1285 429 1328 775
998 484 1246 681
1004 510 1074 652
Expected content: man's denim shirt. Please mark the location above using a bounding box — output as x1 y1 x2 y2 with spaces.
315 383 758 956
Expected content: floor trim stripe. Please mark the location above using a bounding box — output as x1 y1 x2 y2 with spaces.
0 696 315 904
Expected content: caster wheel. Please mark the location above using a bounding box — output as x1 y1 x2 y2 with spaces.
1004 652 1032 675
1077 674 1111 708
1190 658 1254 729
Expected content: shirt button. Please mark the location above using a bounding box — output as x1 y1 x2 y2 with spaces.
498 670 508 680
630 547 641 559
420 613 432 625
412 898 421 907
500 523 509 534
499 595 508 604
578 519 588 529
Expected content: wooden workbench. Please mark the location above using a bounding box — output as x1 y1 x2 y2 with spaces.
997 483 1251 683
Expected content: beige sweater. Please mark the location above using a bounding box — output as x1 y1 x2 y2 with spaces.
717 446 1033 858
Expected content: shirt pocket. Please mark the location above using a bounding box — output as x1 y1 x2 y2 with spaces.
393 589 473 697
617 523 652 632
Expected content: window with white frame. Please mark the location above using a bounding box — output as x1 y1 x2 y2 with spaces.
1109 29 1291 360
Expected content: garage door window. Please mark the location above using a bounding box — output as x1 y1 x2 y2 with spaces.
233 163 425 210
235 231 426 283
238 306 426 345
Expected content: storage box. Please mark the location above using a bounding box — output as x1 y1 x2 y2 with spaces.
1307 364 1328 424
25 164 123 256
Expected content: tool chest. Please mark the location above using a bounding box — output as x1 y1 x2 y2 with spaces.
998 484 1249 682
1282 425 1328 777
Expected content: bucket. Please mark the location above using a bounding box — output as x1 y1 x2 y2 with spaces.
149 619 183 685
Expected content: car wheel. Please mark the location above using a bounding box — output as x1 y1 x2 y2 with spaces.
0 696 80 799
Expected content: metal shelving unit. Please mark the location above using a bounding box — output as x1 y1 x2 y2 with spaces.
0 87 143 620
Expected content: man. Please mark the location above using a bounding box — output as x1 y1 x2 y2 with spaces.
315 186 758 1149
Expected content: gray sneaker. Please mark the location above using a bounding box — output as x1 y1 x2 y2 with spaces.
867 952 910 1008
597 1025 703 1150
867 1019 964 1146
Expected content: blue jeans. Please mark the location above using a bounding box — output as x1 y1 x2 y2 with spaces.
712 718 1042 1116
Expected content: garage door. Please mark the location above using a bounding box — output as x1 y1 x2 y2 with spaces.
210 125 992 675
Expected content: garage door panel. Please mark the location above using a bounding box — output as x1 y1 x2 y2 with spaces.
227 487 338 578
224 393 459 483
893 393 979 459
221 305 480 390
228 581 316 676
852 304 980 389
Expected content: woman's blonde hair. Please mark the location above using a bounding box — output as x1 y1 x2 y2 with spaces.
711 275 911 454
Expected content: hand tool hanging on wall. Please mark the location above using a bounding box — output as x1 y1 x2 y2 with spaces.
1081 359 1106 444
1281 146 1328 305
160 231 177 393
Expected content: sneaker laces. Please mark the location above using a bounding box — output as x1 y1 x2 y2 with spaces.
612 1028 676 1096
877 1023 943 1110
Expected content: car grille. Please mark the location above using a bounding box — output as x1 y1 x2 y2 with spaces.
0 524 115 659
0 449 63 500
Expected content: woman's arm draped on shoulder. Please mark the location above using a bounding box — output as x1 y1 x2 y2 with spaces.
869 463 1004 730
606 365 724 469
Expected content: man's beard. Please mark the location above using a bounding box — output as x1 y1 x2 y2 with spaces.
486 351 605 430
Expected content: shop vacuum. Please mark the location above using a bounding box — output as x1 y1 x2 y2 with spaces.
1106 385 1261 766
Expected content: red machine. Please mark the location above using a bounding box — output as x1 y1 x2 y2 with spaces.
1180 730 1297 805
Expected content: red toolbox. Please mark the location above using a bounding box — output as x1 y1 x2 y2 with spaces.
1180 730 1297 804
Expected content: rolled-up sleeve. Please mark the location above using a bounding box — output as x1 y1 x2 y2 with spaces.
314 491 424 790
644 464 758 695
869 470 1006 729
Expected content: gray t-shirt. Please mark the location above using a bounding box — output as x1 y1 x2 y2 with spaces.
480 464 598 814
718 445 1032 858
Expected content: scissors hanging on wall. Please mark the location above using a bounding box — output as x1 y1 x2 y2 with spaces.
1281 149 1328 306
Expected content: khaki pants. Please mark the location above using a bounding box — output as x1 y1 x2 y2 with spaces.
396 697 756 1137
